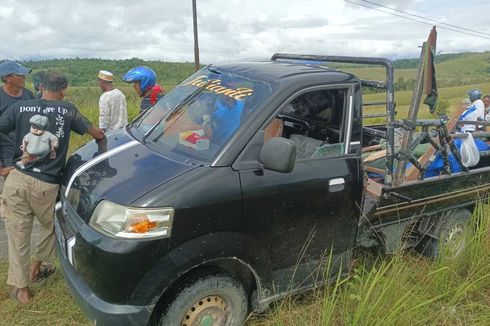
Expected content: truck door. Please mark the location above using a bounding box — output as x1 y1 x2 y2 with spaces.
238 85 363 293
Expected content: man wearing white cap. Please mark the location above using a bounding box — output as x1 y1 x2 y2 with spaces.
98 70 128 132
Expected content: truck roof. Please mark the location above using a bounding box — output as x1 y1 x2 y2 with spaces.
213 61 359 85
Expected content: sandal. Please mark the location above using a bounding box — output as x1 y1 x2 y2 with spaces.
9 287 20 302
9 287 31 304
30 263 56 283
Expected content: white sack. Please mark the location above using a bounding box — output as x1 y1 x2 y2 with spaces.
460 133 480 167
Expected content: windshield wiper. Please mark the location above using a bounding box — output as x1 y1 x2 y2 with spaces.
141 81 211 144
207 66 222 75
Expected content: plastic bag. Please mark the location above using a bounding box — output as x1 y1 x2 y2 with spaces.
460 133 480 167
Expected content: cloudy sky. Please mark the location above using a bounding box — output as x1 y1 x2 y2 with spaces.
1 0 489 63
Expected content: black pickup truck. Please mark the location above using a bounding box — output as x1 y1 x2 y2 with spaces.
55 54 490 326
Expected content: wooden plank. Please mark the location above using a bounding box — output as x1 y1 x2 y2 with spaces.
393 27 439 185
366 178 383 198
424 27 438 97
363 149 387 163
362 144 383 153
365 165 385 175
392 43 427 186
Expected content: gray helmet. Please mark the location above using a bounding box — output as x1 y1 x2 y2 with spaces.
467 89 482 102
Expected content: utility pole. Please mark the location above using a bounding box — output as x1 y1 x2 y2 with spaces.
192 0 200 71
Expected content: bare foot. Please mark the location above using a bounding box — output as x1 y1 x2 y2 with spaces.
9 287 32 304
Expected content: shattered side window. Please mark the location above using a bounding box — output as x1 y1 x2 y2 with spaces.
269 88 348 160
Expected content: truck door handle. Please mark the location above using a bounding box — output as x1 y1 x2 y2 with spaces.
329 177 345 192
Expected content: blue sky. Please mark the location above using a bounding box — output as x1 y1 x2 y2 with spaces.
0 0 489 63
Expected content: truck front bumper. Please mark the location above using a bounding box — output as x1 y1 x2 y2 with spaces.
55 204 152 326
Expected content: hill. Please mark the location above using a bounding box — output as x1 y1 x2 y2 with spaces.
15 51 490 91
22 58 196 88
333 51 490 92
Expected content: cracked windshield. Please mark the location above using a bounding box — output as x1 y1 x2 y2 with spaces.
131 68 275 162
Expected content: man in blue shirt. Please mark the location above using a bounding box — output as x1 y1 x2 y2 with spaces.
210 95 244 146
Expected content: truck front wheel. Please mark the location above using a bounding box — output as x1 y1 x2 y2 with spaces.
418 209 472 259
158 274 248 326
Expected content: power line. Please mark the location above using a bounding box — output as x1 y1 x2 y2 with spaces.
347 0 490 39
360 0 490 37
344 0 490 40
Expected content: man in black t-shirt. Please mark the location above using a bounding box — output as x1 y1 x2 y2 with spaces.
32 70 48 99
0 72 104 304
0 60 35 168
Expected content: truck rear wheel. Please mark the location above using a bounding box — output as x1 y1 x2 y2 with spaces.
158 274 248 326
418 209 471 259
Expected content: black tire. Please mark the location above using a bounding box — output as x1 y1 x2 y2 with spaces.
418 209 472 259
158 274 248 326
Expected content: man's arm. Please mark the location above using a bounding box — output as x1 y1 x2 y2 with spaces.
71 104 105 139
0 105 17 171
0 105 17 134
87 125 105 141
71 104 105 142
98 95 111 132
0 166 14 176
476 100 485 118
88 126 107 155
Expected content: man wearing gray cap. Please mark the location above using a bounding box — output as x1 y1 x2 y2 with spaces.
0 60 35 168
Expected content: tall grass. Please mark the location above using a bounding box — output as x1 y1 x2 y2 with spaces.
248 202 490 326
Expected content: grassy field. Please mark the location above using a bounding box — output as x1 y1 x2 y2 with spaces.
342 51 490 88
248 202 490 326
0 62 490 324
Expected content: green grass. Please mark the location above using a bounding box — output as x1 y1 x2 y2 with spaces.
0 261 90 325
362 82 489 126
342 51 490 89
247 202 490 326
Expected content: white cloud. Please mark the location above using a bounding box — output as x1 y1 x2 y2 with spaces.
0 0 488 63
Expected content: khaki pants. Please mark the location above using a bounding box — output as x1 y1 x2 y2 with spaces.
1 169 59 288
0 175 5 216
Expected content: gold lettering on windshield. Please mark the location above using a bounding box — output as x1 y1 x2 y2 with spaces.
235 88 254 100
182 76 254 100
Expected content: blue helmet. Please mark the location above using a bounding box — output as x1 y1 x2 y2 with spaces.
467 88 482 102
123 66 156 93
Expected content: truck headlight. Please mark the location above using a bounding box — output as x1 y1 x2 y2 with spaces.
89 200 174 239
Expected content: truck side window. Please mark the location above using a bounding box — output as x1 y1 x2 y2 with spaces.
266 88 348 160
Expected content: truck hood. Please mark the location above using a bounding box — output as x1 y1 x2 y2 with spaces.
62 130 199 222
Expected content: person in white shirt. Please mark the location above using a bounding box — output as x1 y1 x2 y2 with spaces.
483 95 490 121
98 70 128 132
459 89 485 133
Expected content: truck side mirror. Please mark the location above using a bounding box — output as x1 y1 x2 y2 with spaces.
259 137 296 173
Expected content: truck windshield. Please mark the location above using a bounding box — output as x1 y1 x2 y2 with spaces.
130 67 275 163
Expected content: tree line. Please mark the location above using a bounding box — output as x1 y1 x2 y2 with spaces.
22 58 197 87
18 52 490 91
